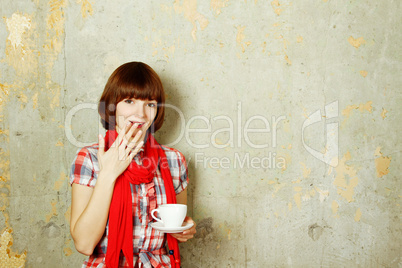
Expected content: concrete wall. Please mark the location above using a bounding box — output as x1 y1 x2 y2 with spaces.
0 0 400 267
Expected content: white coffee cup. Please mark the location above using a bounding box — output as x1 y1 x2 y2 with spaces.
151 204 187 228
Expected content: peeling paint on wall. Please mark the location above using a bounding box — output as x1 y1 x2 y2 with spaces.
236 25 252 56
149 37 176 61
5 14 31 49
0 81 26 267
56 141 64 147
341 101 373 127
32 92 39 109
0 83 11 116
64 205 71 223
296 35 303 43
270 22 292 65
271 0 283 15
332 152 359 202
359 70 368 77
42 0 68 113
342 101 373 118
268 178 287 198
0 191 10 218
289 183 318 210
303 189 316 202
45 0 67 72
290 181 317 210
0 80 10 234
331 200 339 218
0 131 25 265
374 147 392 178
45 200 59 223
300 162 311 178
217 222 233 241
54 172 68 191
354 208 362 222
315 187 329 202
210 0 229 15
381 108 388 119
76 0 94 18
293 187 302 209
0 228 27 268
348 36 366 49
4 13 38 76
271 0 292 16
174 0 209 41
63 238 73 256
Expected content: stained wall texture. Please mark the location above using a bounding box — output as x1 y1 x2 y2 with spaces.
0 0 401 267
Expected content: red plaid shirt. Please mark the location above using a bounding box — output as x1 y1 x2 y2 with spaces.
70 143 188 268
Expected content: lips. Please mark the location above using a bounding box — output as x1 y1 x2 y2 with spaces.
129 121 145 128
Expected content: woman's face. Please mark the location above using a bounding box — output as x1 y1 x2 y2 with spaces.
115 97 158 141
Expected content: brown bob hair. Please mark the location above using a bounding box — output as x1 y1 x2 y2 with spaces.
98 62 165 131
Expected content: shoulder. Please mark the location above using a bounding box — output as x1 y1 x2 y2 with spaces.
161 145 185 159
72 144 100 167
76 143 99 159
160 145 187 166
70 143 100 187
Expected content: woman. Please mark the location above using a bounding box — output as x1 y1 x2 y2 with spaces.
69 62 196 268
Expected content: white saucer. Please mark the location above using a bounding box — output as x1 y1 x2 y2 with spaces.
150 222 194 233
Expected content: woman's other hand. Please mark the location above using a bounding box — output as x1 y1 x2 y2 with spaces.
170 216 196 242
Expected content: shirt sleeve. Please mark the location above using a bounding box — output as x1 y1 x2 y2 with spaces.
175 150 189 195
69 147 98 187
164 148 189 195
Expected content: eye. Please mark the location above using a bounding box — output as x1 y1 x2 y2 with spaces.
124 99 134 104
147 102 157 108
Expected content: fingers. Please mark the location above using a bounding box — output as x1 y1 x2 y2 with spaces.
112 122 130 148
127 140 144 161
170 229 195 242
126 126 143 149
124 122 140 142
170 217 196 242
182 222 196 236
184 216 195 224
110 121 140 149
119 123 144 161
120 122 143 147
123 122 142 148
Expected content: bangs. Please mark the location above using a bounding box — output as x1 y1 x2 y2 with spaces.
114 64 162 103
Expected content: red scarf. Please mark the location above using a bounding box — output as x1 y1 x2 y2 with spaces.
104 130 180 268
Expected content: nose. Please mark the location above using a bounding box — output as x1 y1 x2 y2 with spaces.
132 100 146 118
